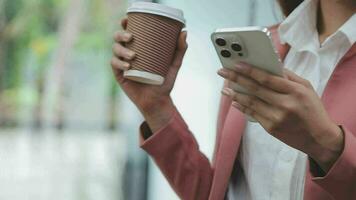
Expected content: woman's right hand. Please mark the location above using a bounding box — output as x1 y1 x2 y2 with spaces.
111 18 188 132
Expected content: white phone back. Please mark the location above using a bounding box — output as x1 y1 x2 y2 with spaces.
211 26 283 93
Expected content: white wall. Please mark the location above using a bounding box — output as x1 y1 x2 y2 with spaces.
147 0 283 199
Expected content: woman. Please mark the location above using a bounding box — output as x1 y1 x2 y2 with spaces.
111 0 356 199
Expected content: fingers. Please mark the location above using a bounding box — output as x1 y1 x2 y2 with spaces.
284 69 313 89
114 31 133 43
112 23 135 72
234 62 297 94
217 68 282 104
222 88 278 120
232 101 272 128
112 42 135 61
110 58 125 84
121 18 128 29
111 56 130 71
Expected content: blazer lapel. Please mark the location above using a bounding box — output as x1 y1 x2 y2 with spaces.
209 106 246 200
321 43 356 130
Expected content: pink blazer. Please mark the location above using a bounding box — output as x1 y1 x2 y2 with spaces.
139 25 356 200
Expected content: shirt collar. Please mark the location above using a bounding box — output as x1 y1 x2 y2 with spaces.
278 0 319 51
339 14 356 45
279 0 356 50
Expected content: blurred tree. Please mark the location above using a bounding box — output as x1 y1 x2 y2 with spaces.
0 0 64 127
41 0 87 130
0 0 125 129
0 0 22 126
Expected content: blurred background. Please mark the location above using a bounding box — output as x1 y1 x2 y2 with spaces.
0 0 283 199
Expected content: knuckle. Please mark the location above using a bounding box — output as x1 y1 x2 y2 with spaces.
247 81 260 92
230 72 238 82
236 77 259 92
292 86 306 100
271 114 280 123
246 96 256 107
281 102 296 114
113 44 132 58
172 58 183 68
116 31 124 41
245 66 253 76
276 112 288 123
114 31 131 42
234 75 241 83
259 76 271 86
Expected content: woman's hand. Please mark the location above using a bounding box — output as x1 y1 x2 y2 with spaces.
217 63 344 173
111 18 188 132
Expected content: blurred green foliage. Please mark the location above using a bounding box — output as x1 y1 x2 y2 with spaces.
1 0 64 86
0 0 127 127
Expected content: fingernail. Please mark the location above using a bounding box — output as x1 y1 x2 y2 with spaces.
222 88 232 96
123 62 130 69
123 32 132 40
232 102 243 109
236 62 250 72
217 69 228 77
127 51 135 59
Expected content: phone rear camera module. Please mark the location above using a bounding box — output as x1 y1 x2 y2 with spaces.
231 43 242 51
216 38 227 46
221 50 231 58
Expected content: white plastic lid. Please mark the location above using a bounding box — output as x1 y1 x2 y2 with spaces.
127 2 185 25
124 70 165 85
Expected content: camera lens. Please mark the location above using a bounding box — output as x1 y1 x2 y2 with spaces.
231 43 242 51
216 38 226 46
221 50 231 58
238 53 244 57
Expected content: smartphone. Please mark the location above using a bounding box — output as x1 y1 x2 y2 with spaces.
211 26 283 94
211 26 283 121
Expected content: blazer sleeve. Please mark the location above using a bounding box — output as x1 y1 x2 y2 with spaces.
310 126 356 199
139 107 213 200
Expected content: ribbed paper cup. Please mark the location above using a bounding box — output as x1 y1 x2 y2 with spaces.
124 2 185 85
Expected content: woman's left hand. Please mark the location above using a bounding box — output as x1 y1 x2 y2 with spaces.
218 62 344 173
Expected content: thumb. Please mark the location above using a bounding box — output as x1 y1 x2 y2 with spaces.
171 31 188 70
163 31 188 85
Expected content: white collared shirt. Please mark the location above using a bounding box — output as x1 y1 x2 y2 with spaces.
228 0 356 199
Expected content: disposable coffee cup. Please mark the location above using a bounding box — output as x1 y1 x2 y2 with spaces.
124 2 186 85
